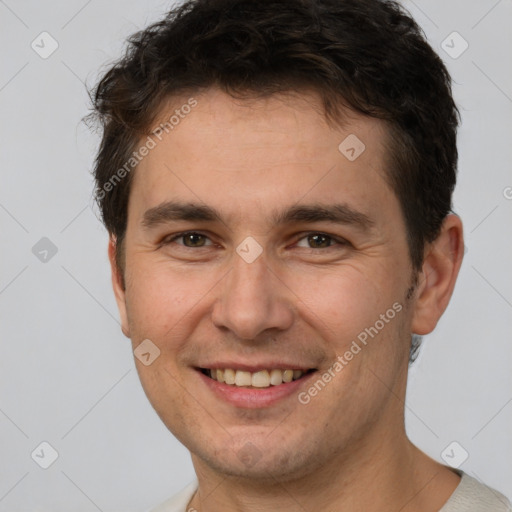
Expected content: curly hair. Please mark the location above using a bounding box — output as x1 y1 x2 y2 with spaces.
89 0 459 282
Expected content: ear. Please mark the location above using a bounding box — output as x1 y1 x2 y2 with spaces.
411 214 464 335
108 236 130 338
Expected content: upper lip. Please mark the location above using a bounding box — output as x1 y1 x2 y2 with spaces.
196 362 316 372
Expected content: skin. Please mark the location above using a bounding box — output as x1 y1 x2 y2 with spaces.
109 88 464 511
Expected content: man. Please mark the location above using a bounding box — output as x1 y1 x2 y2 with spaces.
89 0 511 510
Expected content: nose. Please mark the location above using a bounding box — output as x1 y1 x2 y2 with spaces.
211 248 294 341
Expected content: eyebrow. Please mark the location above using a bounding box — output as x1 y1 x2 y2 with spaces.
141 201 374 232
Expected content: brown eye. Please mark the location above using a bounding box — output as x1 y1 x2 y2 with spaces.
182 233 207 247
164 232 213 248
296 233 341 249
307 234 332 248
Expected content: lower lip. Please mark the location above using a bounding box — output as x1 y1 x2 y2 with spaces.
197 370 317 409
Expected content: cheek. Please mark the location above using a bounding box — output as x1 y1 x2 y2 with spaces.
124 260 215 348
289 263 401 348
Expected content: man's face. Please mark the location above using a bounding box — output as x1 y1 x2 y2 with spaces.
113 88 418 481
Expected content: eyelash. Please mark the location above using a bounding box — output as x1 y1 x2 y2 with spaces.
161 231 348 250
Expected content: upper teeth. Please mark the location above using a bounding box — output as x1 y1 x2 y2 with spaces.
208 369 305 387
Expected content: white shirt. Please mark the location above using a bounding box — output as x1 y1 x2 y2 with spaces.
147 471 511 512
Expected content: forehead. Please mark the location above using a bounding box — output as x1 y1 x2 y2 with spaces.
129 88 397 228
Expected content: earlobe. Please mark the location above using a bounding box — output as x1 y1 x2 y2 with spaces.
411 214 464 335
108 237 131 338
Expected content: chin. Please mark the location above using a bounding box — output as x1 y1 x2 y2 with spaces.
190 436 320 483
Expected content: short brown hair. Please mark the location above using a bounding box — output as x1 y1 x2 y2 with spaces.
89 0 459 275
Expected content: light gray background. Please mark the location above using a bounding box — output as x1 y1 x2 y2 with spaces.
1 0 511 510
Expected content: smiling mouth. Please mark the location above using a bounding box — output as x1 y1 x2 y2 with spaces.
199 368 317 388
